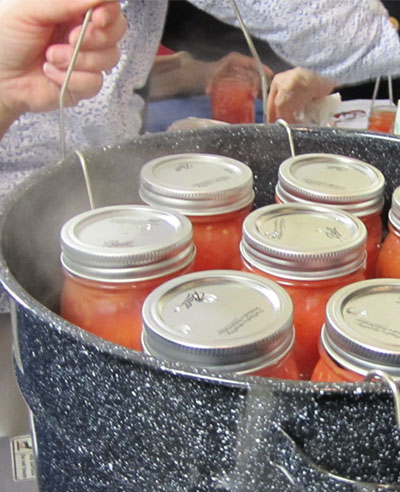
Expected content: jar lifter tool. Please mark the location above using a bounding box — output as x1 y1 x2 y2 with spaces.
230 0 269 124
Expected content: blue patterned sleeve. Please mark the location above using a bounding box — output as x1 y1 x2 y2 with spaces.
189 0 400 84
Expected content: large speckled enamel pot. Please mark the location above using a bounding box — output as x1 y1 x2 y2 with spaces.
1 125 400 491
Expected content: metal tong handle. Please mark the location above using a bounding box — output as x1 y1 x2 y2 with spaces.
59 8 94 159
230 0 269 124
364 369 400 429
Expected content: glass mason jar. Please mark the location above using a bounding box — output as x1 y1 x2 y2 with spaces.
238 203 367 379
210 65 256 124
139 153 254 271
376 185 400 278
275 153 385 279
60 205 195 351
141 270 299 380
311 279 400 383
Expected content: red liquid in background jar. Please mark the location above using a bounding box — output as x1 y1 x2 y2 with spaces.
211 74 256 124
311 343 363 383
60 205 195 351
368 106 396 133
189 206 252 271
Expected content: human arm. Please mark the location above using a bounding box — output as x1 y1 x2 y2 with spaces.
0 0 126 140
267 68 337 123
189 0 400 85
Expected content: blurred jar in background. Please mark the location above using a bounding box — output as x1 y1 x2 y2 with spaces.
142 270 299 380
312 279 400 383
376 185 400 278
368 104 396 133
275 153 385 279
60 205 195 351
237 203 367 379
139 153 254 271
210 65 257 124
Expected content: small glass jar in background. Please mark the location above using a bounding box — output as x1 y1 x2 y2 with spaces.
237 203 367 379
376 185 400 278
275 153 385 278
60 205 195 351
139 153 254 271
311 279 400 383
210 65 257 124
141 270 299 380
368 104 397 133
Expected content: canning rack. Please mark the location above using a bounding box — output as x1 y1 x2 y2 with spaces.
56 3 400 436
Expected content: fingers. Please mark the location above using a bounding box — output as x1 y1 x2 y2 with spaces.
43 63 104 103
46 44 120 73
69 5 127 50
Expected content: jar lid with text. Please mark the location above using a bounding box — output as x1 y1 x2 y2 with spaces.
139 153 254 215
321 278 400 378
240 203 367 280
276 153 385 216
60 205 195 282
141 270 294 375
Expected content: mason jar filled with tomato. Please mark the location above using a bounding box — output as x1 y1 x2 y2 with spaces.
376 185 400 278
237 203 367 379
311 278 400 383
141 270 299 379
139 153 254 271
275 153 385 278
60 205 195 351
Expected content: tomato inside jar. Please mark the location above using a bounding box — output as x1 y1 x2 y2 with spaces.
60 205 195 351
275 153 385 279
238 203 367 380
311 279 400 383
376 186 400 278
210 71 256 124
139 153 254 271
141 270 299 380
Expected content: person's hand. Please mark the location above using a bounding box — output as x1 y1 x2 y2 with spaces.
205 51 274 98
267 67 336 123
0 0 126 127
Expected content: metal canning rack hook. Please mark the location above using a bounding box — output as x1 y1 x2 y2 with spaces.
276 119 296 157
230 0 269 124
59 8 94 159
364 369 400 430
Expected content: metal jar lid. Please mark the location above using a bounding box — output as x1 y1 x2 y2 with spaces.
321 278 400 378
240 203 367 280
141 270 294 375
60 205 195 282
139 153 254 215
275 153 385 216
388 185 400 233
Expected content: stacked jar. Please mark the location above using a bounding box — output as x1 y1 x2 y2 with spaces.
60 205 195 351
376 185 400 278
236 203 367 379
312 279 400 383
275 153 385 278
139 153 254 271
141 270 299 379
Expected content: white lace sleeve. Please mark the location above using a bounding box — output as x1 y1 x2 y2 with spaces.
190 0 400 84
